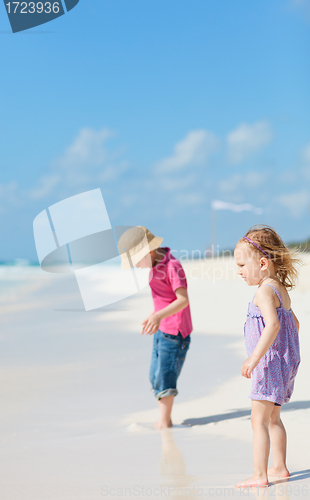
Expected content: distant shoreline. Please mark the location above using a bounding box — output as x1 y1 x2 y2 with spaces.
0 239 309 267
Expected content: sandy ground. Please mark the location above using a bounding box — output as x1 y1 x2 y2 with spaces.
0 255 310 499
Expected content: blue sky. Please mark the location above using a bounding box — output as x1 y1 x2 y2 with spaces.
1 0 310 260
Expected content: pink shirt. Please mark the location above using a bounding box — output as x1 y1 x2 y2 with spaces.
149 247 193 338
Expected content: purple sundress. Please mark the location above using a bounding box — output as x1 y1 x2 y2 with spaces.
244 284 300 405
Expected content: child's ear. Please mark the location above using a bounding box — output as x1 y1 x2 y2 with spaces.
260 257 269 271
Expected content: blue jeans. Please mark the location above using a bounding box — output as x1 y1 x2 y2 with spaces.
149 330 191 400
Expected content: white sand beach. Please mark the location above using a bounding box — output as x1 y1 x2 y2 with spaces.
0 255 310 499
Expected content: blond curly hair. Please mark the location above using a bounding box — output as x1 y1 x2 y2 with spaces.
237 225 302 289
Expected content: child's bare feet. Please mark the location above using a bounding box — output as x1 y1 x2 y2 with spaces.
156 395 174 430
236 476 269 488
155 420 173 430
267 466 290 478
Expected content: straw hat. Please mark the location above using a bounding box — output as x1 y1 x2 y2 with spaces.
117 226 164 269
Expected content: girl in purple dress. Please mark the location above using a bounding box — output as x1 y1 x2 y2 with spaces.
234 225 301 489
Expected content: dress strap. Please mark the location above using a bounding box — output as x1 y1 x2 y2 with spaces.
262 284 283 307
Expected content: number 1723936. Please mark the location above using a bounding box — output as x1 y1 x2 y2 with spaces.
5 2 60 14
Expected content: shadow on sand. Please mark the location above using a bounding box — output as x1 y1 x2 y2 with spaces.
270 469 310 486
182 400 310 427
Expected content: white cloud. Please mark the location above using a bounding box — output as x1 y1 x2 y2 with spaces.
277 189 310 217
28 127 127 200
154 130 219 174
54 128 113 170
28 175 60 200
280 140 310 185
290 0 310 19
0 182 18 197
227 121 273 164
211 200 263 215
219 171 267 192
98 161 128 183
121 194 138 208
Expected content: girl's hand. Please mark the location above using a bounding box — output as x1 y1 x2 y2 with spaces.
141 312 161 335
241 356 259 379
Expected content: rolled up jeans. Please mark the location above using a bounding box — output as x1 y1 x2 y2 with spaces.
149 329 191 400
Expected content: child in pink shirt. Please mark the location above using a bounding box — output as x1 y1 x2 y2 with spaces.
118 226 192 429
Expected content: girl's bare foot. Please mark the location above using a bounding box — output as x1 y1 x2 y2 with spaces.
236 476 269 488
155 420 173 430
267 466 290 478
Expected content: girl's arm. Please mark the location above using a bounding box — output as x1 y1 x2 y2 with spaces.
141 287 189 335
291 309 299 333
241 286 280 378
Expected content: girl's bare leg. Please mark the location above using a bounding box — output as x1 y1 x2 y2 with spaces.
268 405 290 478
156 395 174 429
236 400 274 488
